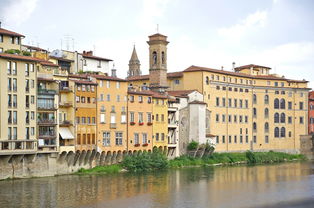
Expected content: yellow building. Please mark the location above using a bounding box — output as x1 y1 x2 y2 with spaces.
151 93 168 152
91 74 128 156
73 78 97 152
0 27 24 52
0 53 38 154
127 91 153 153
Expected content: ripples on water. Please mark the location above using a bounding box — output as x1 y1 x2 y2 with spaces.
0 162 313 208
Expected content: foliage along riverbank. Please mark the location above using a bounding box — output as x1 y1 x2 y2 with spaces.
76 151 306 174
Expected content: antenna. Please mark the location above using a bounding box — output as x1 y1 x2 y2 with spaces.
156 24 159 33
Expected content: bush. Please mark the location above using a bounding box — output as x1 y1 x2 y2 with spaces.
77 164 121 174
187 140 199 150
246 151 257 164
5 49 21 54
122 151 168 172
22 51 31 56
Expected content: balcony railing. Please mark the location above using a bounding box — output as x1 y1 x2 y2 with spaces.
59 102 73 107
39 131 56 138
59 86 73 92
37 104 57 110
38 89 57 95
60 120 72 126
38 119 56 125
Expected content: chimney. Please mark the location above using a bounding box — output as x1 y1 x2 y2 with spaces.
111 63 117 77
221 66 224 70
232 62 235 71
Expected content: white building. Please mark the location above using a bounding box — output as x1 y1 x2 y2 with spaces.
79 51 112 74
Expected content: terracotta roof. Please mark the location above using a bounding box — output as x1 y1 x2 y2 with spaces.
68 74 89 79
150 91 168 99
128 90 153 96
168 90 199 98
0 28 25 37
184 65 308 83
235 64 271 70
81 54 112 62
91 74 126 82
22 45 48 52
0 53 39 62
127 71 183 81
74 80 97 85
148 33 168 38
40 60 59 67
189 100 207 105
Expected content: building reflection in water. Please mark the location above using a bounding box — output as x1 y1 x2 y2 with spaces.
0 162 313 208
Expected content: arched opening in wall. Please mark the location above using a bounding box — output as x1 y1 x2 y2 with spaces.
161 51 165 64
152 51 157 64
264 95 269 104
280 113 286 123
280 98 286 109
274 113 279 123
264 108 269 118
274 98 279 109
274 127 280 138
264 122 269 133
280 127 286 138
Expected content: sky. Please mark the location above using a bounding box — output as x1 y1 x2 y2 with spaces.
0 0 313 87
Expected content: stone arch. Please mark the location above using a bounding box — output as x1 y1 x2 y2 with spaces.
84 150 92 165
66 151 75 166
128 150 133 156
89 149 97 163
73 150 81 166
148 149 152 154
79 150 86 165
117 151 123 162
105 151 112 165
111 151 117 164
100 151 106 165
57 151 67 163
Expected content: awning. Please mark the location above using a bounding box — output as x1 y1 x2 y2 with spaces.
59 127 74 139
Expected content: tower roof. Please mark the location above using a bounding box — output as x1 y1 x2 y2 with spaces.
130 45 139 61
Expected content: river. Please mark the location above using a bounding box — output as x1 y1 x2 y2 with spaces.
0 162 313 208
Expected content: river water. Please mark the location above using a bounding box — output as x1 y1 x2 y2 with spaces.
0 162 313 208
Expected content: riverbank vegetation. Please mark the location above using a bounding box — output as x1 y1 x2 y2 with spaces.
76 151 306 174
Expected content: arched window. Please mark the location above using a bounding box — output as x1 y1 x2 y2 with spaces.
274 98 279 109
253 122 257 132
264 108 269 118
280 113 285 123
274 127 280 138
253 94 257 104
152 51 157 64
280 98 285 109
161 51 165 64
253 108 257 117
264 95 269 104
264 122 269 133
280 127 286 137
274 113 279 123
206 76 209 85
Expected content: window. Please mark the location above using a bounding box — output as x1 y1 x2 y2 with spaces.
161 114 164 122
206 76 209 85
142 133 148 144
121 114 126 123
134 133 139 144
175 79 180 85
116 95 120 102
274 99 279 109
216 136 219 144
156 114 159 121
161 133 165 141
228 136 232 143
115 132 123 145
300 116 304 124
147 97 152 103
280 99 285 109
222 114 226 122
31 96 35 104
239 100 243 108
222 136 225 143
274 127 280 138
234 136 237 143
299 102 304 110
234 99 237 108
228 115 231 123
81 96 85 103
76 96 80 103
265 122 269 133
265 136 269 143
253 122 257 132
274 82 278 87
139 112 143 122
253 108 257 117
253 94 257 104
8 111 12 124
274 113 279 123
245 116 248 123
0 35 2 42
216 97 219 106
222 98 226 107
253 136 257 143
288 102 292 110
100 113 105 123
228 98 232 107
288 116 292 124
106 81 110 88
156 133 159 141
31 111 34 120
245 100 248 108
240 136 243 143
106 94 110 101
7 61 11 74
264 95 269 104
87 97 91 103
246 135 248 143
13 95 17 107
280 113 285 123
130 95 134 102
234 115 237 123
8 94 12 107
103 132 110 146
264 108 269 118
26 111 29 124
130 112 134 122
139 96 143 103
13 78 17 91
147 113 152 123
280 127 286 138
110 114 116 124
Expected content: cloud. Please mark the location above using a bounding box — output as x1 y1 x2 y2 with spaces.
137 0 171 32
218 10 268 40
0 0 38 26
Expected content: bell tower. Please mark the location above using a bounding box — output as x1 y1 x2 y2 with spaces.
128 45 141 77
147 33 169 91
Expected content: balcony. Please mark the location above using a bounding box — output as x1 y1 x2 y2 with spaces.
59 102 73 108
168 119 177 128
168 107 177 112
38 130 56 138
38 119 57 125
59 86 73 93
38 139 57 152
38 89 57 95
0 140 37 155
37 103 57 111
168 137 177 147
60 120 72 127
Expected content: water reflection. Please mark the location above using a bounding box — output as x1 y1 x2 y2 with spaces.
0 162 313 208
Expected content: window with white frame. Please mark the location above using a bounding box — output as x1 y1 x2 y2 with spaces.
142 133 148 144
103 132 110 146
134 133 139 144
115 132 123 145
100 113 105 123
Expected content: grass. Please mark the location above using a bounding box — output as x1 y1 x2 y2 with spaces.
76 164 122 175
169 151 306 168
75 151 306 174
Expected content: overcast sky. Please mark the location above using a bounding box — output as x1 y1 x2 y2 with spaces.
0 0 313 87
